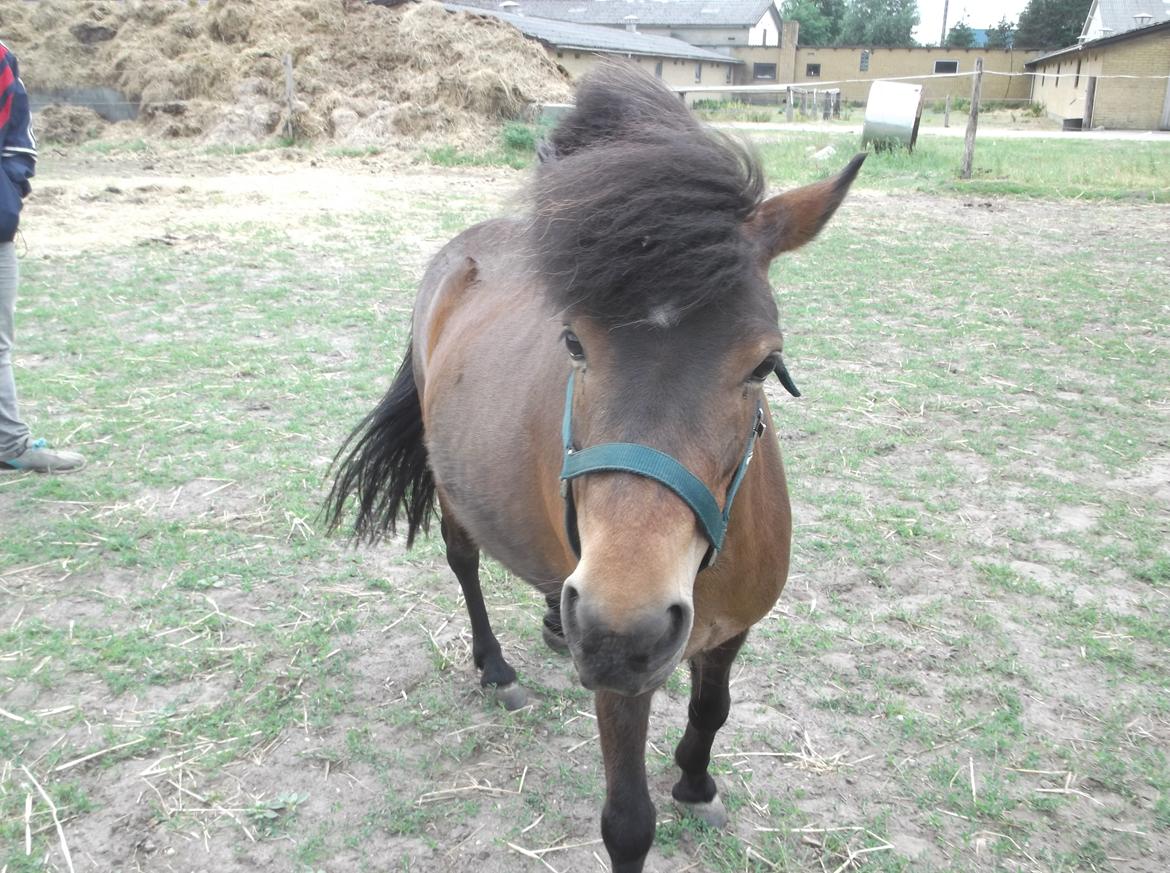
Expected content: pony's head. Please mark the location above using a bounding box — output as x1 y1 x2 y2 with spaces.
534 64 863 696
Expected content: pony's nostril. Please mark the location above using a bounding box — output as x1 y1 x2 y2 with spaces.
667 603 686 639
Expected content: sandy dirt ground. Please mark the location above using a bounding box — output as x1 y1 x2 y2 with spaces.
4 145 1168 873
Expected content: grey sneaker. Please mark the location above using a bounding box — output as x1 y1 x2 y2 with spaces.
0 438 87 474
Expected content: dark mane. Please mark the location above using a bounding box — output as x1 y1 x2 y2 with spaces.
531 63 765 324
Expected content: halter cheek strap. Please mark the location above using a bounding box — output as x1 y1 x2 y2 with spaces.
559 370 766 570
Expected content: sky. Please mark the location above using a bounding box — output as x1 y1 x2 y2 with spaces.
913 0 1033 45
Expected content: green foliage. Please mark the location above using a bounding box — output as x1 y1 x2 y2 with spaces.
945 20 976 48
1016 0 1092 48
247 792 309 837
501 120 537 152
985 16 1017 48
782 0 844 45
691 99 778 122
838 0 919 45
423 121 543 169
753 131 1170 200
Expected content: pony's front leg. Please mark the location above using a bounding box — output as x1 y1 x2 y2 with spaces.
671 630 748 827
439 511 527 710
596 689 656 873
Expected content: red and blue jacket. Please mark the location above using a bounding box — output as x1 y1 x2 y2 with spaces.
0 41 36 243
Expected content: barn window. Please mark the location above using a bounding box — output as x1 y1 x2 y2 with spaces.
655 60 663 78
754 63 777 80
934 60 959 74
805 63 821 77
859 50 870 72
694 62 702 83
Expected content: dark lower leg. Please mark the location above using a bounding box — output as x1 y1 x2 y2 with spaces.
596 689 656 873
672 631 747 806
441 515 517 691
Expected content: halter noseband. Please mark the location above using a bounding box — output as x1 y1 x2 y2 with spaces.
559 369 767 571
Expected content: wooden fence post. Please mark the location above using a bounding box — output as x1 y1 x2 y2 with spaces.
960 57 982 180
283 53 296 143
944 94 951 128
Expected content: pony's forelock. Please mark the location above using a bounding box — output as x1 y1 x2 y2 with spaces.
531 63 765 324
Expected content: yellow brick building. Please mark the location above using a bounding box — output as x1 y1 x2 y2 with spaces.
1027 21 1170 129
792 46 1040 103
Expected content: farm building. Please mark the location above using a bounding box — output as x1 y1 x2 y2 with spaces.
1027 2 1170 129
449 0 1167 128
451 0 797 86
446 3 743 86
451 1 1037 102
792 46 1040 103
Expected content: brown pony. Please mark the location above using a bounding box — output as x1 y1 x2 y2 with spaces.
326 64 862 873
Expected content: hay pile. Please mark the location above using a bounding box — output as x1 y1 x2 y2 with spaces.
1 0 572 147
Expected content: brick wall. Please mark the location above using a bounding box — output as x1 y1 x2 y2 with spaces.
792 46 1040 103
1029 51 1104 121
549 49 739 90
1028 29 1170 129
1096 32 1170 129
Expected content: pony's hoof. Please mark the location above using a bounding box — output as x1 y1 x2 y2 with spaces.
676 793 728 829
541 622 570 654
492 682 529 711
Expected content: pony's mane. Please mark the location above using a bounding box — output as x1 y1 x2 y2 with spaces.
531 63 765 324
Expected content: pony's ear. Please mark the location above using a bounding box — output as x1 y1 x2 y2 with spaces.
745 153 866 263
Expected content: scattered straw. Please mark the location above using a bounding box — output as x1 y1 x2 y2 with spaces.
21 766 76 873
24 793 32 855
0 706 29 724
53 737 147 774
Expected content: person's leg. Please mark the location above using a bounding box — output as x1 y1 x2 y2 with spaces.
0 242 85 473
0 240 30 461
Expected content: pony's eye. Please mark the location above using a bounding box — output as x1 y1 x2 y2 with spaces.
749 356 777 383
563 331 585 360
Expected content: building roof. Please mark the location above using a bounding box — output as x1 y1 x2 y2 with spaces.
445 3 744 61
1082 0 1170 40
451 0 776 28
1025 17 1170 66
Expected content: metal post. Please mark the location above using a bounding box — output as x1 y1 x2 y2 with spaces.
786 86 794 122
944 94 951 128
960 58 983 179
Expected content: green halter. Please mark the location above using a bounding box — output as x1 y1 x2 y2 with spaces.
559 369 767 569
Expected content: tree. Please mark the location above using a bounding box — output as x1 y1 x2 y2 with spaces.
1015 0 1092 48
945 20 976 48
782 0 832 45
782 0 847 46
838 0 919 46
984 16 1016 49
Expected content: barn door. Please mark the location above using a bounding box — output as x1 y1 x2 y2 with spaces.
1083 77 1097 129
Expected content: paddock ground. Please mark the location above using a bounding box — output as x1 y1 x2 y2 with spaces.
1 142 1168 873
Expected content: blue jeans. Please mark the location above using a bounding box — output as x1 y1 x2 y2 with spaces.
0 241 30 460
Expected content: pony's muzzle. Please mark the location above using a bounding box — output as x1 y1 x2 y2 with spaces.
561 581 692 696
